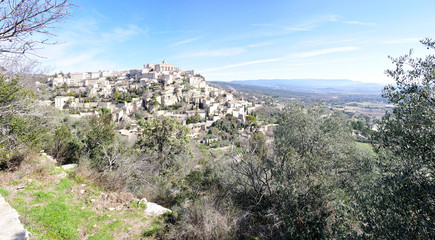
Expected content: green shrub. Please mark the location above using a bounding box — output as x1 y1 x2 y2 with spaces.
143 217 164 237
164 199 236 240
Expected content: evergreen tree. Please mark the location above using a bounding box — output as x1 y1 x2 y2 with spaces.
138 116 189 169
358 38 435 239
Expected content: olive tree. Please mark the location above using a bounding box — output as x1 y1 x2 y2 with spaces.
358 38 435 239
0 0 72 168
0 74 55 168
84 110 116 171
225 103 369 239
137 116 190 169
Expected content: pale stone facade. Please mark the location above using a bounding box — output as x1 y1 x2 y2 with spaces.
49 60 254 139
154 60 175 72
54 96 74 109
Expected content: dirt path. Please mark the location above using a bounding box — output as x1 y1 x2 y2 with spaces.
0 194 28 240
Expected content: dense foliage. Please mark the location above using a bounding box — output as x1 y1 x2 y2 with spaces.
222 104 369 239
186 112 201 124
356 38 435 239
209 114 243 141
0 75 49 169
1 37 434 239
138 116 190 169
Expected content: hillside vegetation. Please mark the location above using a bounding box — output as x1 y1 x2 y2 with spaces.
0 152 171 239
0 2 433 237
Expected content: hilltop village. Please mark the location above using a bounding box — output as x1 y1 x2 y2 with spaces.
44 60 272 141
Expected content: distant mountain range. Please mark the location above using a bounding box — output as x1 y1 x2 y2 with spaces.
211 79 385 95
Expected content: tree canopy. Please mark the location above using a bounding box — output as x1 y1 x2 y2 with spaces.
357 38 435 239
225 103 368 239
138 116 190 169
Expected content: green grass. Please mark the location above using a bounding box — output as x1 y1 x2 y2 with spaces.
11 179 19 185
3 162 156 240
124 212 142 219
88 220 123 240
32 191 55 203
129 199 147 210
25 181 44 191
143 217 164 237
6 179 95 240
11 197 26 212
0 187 9 197
355 141 374 153
49 167 64 175
56 178 74 191
29 196 94 239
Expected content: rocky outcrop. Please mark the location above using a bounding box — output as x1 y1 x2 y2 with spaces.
0 194 29 240
61 164 77 171
138 198 172 215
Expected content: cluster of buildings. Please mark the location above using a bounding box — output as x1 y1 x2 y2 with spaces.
50 60 205 88
50 60 261 140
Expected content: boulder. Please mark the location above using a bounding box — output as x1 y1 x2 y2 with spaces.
0 194 30 240
138 198 147 205
144 202 172 215
61 164 77 171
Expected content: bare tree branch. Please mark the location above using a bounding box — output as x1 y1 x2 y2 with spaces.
0 0 72 56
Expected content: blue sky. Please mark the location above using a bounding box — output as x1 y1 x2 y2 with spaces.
39 0 435 83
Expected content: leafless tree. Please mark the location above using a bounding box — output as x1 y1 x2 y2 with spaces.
0 55 49 89
225 145 274 207
0 0 72 56
99 140 124 172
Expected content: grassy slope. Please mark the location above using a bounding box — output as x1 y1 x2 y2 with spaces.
355 141 374 153
0 154 160 240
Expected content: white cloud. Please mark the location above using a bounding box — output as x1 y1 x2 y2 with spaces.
247 41 274 48
285 14 342 34
293 46 360 58
101 25 143 42
302 38 359 46
384 38 421 44
171 36 203 46
51 49 103 69
201 58 284 72
343 21 377 26
286 26 313 32
154 30 203 34
251 23 272 26
184 47 246 57
325 15 341 22
200 45 360 73
37 17 144 73
44 47 124 73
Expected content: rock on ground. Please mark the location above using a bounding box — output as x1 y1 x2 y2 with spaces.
137 198 171 215
144 202 172 215
0 194 29 240
61 164 77 171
